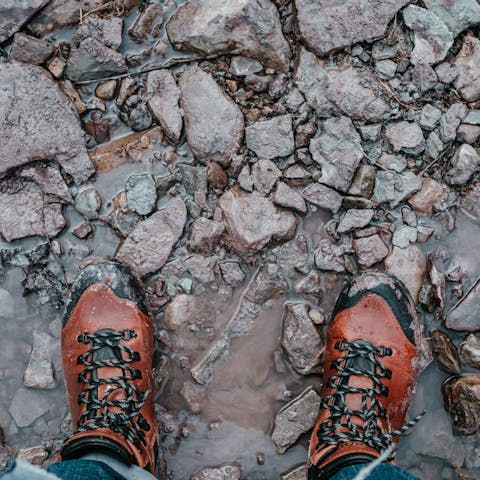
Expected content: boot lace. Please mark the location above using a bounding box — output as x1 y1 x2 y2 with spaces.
316 339 424 459
76 328 150 448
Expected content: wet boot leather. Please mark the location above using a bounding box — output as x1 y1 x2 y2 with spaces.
60 260 158 474
308 272 423 479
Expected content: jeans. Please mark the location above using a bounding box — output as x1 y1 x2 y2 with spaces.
1 459 420 480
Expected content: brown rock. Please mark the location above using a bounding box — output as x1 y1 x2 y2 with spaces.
302 183 343 214
95 80 118 100
314 239 350 273
273 182 307 214
206 162 228 190
0 0 49 43
10 32 54 65
128 3 163 42
459 334 480 369
408 178 449 214
187 217 225 254
353 234 389 268
431 329 461 375
251 159 281 195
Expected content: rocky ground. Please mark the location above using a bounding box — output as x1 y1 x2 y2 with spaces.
1 0 480 478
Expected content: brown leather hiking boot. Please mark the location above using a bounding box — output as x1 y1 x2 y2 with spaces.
308 272 424 480
60 260 158 474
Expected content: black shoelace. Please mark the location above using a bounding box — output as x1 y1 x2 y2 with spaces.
316 339 424 459
76 328 150 448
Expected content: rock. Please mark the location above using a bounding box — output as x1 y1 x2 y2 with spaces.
125 102 153 132
273 182 307 214
72 222 93 239
146 70 182 144
371 170 395 204
125 173 157 216
251 159 281 194
166 0 291 72
0 62 93 183
445 144 480 185
66 38 127 82
281 465 308 480
302 183 343 214
246 115 294 160
385 122 425 155
375 59 397 78
464 110 480 125
23 331 57 389
271 386 321 453
116 197 187 276
218 187 298 254
180 68 244 166
442 375 480 435
295 0 409 56
128 3 163 42
446 279 480 332
187 217 225 254
431 329 461 375
314 239 349 273
74 188 102 219
165 294 196 330
27 0 139 35
461 179 480 219
459 334 480 369
230 56 263 76
419 104 443 131
281 303 324 375
423 0 480 37
9 388 50 427
206 162 228 190
348 165 377 198
411 63 438 92
392 225 417 248
72 14 123 50
310 117 363 192
219 262 245 287
179 381 206 414
426 131 445 159
457 124 480 144
384 245 426 303
337 209 374 234
10 33 54 65
295 48 389 122
191 463 242 480
16 446 49 466
96 80 117 99
295 271 323 305
408 178 448 214
376 153 407 173
403 5 453 65
440 102 469 142
20 164 72 202
353 235 389 268
0 0 49 43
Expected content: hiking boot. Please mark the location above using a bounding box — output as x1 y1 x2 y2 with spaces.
308 272 424 479
60 260 158 474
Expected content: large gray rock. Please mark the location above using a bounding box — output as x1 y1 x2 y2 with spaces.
310 116 363 192
218 186 298 254
66 37 127 82
295 48 389 122
446 279 480 332
166 0 291 72
423 0 480 37
116 197 187 276
454 36 480 103
403 5 453 65
295 0 409 56
0 0 50 43
385 121 425 155
445 144 480 185
0 62 93 183
179 67 244 166
72 13 123 50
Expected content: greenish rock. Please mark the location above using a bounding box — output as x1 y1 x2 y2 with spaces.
74 188 102 219
424 0 480 37
125 173 157 216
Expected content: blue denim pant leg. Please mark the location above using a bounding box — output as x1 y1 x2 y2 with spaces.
47 459 128 480
329 463 421 480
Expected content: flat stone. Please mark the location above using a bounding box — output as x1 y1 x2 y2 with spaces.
314 239 349 273
281 303 324 375
385 122 425 155
464 110 480 125
9 388 50 427
295 48 389 122
445 144 480 186
440 102 469 142
459 334 480 369
431 329 461 374
384 245 426 303
146 70 182 144
180 67 244 166
218 187 298 254
442 375 480 434
166 0 291 72
0 0 49 43
302 183 343 214
403 5 453 65
66 37 127 82
251 159 281 195
0 62 93 183
454 36 480 102
246 115 294 160
273 182 307 214
230 56 263 76
423 0 480 37
74 188 102 219
116 197 187 276
125 173 157 216
295 0 409 56
191 463 242 480
10 33 54 65
337 209 374 234
446 279 480 332
20 164 72 202
72 14 123 50
310 117 363 192
187 217 225 254
419 104 443 131
353 234 389 268
23 331 58 389
408 178 448 214
271 386 321 453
